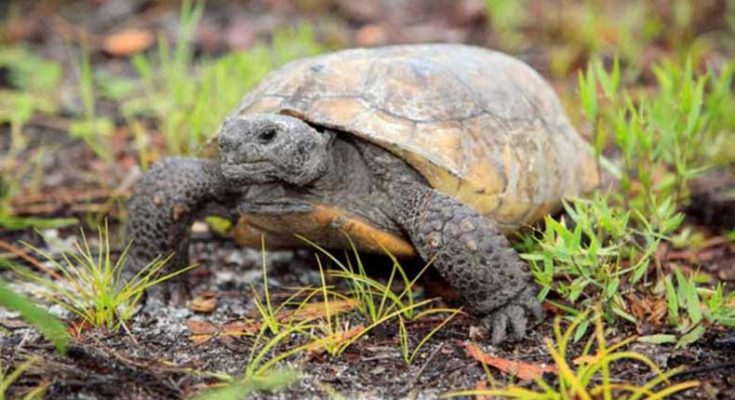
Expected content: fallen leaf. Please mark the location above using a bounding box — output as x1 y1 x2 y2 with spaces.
307 324 365 355
280 299 358 322
190 292 218 313
463 342 557 380
103 29 154 57
187 319 218 344
222 320 260 336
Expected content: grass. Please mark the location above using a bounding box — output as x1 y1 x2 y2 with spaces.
123 0 327 159
521 56 735 341
7 222 196 332
68 43 114 163
0 278 69 353
0 356 45 400
447 310 700 399
190 238 463 399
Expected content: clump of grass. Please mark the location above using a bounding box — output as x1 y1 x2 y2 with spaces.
0 45 61 152
125 0 327 158
522 57 735 341
8 223 195 332
68 43 114 163
657 266 735 346
484 0 529 49
447 311 700 399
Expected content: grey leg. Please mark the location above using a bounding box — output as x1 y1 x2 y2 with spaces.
390 182 542 344
124 157 231 276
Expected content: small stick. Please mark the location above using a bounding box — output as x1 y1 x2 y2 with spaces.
407 342 445 392
0 239 62 280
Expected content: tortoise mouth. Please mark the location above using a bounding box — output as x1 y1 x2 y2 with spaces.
221 160 277 183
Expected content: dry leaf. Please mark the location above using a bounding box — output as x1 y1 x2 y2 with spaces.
190 293 218 313
103 29 154 56
280 299 358 322
307 324 365 355
187 319 218 344
463 342 557 380
222 320 261 336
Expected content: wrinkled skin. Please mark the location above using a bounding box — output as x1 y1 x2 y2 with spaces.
125 114 542 343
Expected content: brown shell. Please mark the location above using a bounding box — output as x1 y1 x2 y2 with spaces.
228 44 598 231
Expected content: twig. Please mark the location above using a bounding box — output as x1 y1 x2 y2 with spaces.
406 342 444 392
0 239 62 280
669 360 735 380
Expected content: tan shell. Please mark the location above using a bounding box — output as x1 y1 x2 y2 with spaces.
231 44 598 230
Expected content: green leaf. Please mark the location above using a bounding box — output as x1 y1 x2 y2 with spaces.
676 325 705 348
638 334 677 344
665 276 680 326
0 279 69 353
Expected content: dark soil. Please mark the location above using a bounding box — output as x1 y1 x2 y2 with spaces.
1 1 734 399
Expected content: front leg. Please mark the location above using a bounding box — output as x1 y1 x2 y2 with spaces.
124 157 231 276
390 182 542 344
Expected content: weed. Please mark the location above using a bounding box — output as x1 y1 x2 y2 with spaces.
0 279 69 353
662 267 735 346
126 1 326 158
8 222 195 332
446 311 699 399
398 307 461 365
0 45 61 151
302 235 433 323
484 0 528 48
191 368 299 400
0 356 45 400
69 43 114 163
523 57 735 340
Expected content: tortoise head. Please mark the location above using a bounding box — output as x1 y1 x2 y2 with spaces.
218 113 335 186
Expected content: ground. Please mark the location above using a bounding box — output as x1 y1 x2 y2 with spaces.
1 1 734 399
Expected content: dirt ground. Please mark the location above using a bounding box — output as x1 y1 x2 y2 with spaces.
1 1 734 399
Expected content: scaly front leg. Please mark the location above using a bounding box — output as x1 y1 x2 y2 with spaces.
390 182 542 344
124 157 231 277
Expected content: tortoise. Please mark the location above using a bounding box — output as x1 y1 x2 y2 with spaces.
125 44 599 343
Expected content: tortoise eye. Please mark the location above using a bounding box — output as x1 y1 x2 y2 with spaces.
258 128 277 144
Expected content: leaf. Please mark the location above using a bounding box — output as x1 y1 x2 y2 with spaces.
103 29 155 57
676 325 705 348
0 279 69 353
190 292 218 313
463 342 557 380
638 334 677 344
187 319 218 344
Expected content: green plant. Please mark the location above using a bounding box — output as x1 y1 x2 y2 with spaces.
484 0 529 48
0 45 61 151
303 235 433 323
127 0 327 157
523 57 735 340
0 279 69 353
397 307 461 365
191 368 299 400
0 356 46 400
69 43 114 162
447 311 699 399
660 267 735 347
0 149 78 231
8 223 195 331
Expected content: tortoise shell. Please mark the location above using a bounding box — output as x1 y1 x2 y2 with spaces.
208 44 599 254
